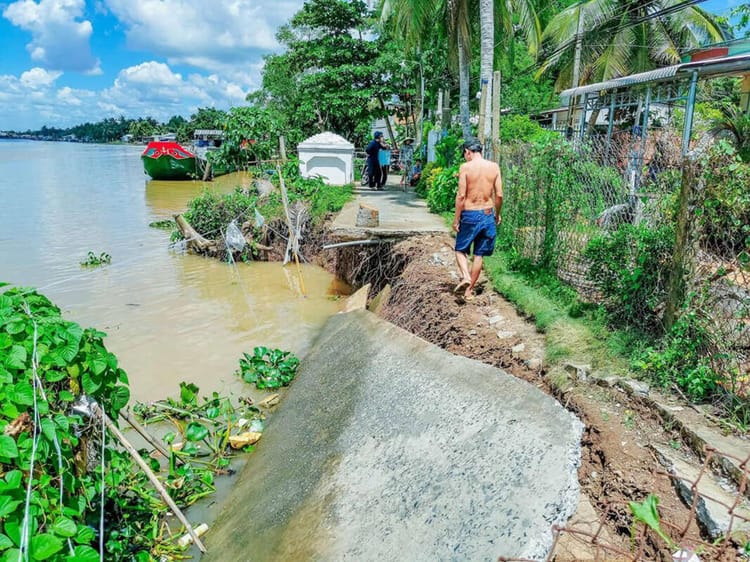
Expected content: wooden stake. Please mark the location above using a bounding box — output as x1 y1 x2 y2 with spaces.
119 410 183 465
96 406 207 553
276 165 306 295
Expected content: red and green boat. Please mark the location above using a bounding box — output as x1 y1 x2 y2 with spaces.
141 141 197 180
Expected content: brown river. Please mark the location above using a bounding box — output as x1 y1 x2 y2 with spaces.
0 140 344 402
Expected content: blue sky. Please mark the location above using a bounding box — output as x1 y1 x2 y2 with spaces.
0 0 739 131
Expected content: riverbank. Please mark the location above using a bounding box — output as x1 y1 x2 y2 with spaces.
328 233 750 560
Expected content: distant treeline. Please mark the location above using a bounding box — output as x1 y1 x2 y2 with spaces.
1 108 227 144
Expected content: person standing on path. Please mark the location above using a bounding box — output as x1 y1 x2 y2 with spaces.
377 136 391 189
365 131 384 189
452 138 503 301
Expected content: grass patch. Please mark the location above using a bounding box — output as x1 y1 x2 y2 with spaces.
484 253 631 377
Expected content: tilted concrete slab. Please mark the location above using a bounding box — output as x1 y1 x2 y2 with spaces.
330 185 448 240
204 310 583 561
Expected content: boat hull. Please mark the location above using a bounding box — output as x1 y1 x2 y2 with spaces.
141 141 197 180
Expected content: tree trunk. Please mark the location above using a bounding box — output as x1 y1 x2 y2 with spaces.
479 0 494 144
458 32 472 140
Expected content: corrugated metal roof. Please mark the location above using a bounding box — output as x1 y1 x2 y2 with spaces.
193 129 224 137
559 53 750 104
560 65 680 102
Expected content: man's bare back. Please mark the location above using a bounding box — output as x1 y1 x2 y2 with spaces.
459 157 501 210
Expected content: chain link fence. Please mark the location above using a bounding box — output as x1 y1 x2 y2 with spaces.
497 129 750 404
497 443 750 561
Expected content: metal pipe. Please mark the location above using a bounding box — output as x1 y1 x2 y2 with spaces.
682 71 699 156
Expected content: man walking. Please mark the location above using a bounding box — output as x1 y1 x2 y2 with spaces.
365 131 384 189
452 138 503 301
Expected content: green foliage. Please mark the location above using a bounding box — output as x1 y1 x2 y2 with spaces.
425 165 459 213
628 494 675 549
0 287 133 560
256 0 388 146
148 219 174 230
434 130 462 168
698 141 750 259
184 187 258 240
177 107 227 144
80 251 111 267
236 347 300 390
632 307 718 401
215 106 282 169
499 114 556 143
585 223 675 333
499 138 625 271
414 161 438 197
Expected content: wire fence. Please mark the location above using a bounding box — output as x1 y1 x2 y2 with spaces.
497 443 750 561
497 130 750 403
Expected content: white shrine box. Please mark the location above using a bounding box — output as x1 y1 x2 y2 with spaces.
297 132 354 185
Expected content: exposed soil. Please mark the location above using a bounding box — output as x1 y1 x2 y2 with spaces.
324 233 741 562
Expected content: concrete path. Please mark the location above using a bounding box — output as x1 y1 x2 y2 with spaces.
330 178 449 240
204 308 583 562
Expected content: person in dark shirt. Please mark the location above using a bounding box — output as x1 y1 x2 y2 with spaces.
365 131 384 189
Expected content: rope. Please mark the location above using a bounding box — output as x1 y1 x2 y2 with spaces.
99 408 105 562
18 307 42 562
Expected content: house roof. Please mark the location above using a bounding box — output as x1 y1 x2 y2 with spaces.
560 53 750 104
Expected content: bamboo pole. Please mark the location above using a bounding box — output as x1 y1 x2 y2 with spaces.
276 165 306 295
96 406 207 553
119 410 183 465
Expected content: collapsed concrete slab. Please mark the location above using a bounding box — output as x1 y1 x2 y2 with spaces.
204 309 583 561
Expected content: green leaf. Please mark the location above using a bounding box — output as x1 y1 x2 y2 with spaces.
0 534 13 550
1 549 21 562
0 368 11 384
12 381 34 406
179 381 199 405
110 386 130 412
5 346 27 370
66 546 99 562
81 372 101 394
30 533 63 560
50 517 77 538
628 494 674 548
0 496 22 518
4 321 25 336
39 418 56 442
43 368 67 383
3 471 22 490
58 390 75 402
74 525 95 545
90 357 107 376
0 436 19 459
185 422 209 442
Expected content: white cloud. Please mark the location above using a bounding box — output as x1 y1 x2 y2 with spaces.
104 0 303 73
20 67 62 88
3 0 101 73
0 61 251 130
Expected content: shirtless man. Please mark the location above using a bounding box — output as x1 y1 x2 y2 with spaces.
452 138 503 301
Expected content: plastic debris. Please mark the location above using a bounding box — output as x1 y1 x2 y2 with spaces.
228 432 262 449
673 549 700 562
177 522 209 548
225 220 246 252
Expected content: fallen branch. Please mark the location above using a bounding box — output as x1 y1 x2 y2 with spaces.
95 405 207 553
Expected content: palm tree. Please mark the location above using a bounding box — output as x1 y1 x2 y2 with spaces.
383 0 540 140
538 0 727 91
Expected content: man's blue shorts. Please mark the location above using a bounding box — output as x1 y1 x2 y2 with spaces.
455 209 496 256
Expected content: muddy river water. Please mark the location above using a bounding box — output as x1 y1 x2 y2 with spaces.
0 140 344 402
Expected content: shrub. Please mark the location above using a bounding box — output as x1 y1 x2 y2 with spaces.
426 164 460 214
585 223 675 333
